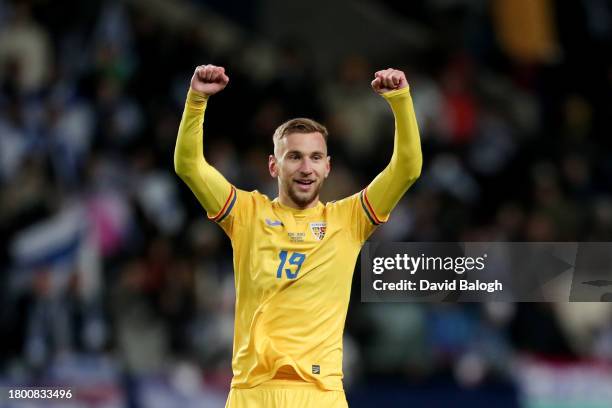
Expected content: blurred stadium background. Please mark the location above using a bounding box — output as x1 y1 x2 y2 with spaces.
1 0 611 407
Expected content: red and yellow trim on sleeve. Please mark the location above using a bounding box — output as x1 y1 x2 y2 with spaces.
359 188 384 225
209 186 237 223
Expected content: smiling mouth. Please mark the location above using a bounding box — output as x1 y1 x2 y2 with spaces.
295 180 315 185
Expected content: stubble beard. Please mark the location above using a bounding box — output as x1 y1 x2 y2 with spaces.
285 179 324 208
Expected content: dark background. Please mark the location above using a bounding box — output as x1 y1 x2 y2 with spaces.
1 0 611 406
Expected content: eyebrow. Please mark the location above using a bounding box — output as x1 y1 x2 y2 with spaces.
285 150 326 156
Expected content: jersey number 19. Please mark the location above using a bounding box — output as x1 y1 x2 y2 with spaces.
276 250 306 279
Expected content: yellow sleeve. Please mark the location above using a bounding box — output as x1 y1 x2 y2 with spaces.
174 89 235 221
335 193 380 243
364 86 422 223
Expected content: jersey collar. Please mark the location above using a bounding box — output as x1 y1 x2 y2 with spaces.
272 198 324 217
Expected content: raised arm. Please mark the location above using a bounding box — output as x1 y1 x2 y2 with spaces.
174 65 234 219
363 68 422 223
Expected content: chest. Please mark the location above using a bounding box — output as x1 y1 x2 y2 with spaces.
238 208 352 289
250 209 336 261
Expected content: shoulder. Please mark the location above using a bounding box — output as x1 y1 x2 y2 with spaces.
235 189 273 208
324 192 362 216
245 189 271 202
325 190 382 226
217 189 271 230
325 191 361 208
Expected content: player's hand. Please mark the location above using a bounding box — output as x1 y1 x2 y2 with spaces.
190 64 229 96
371 68 408 94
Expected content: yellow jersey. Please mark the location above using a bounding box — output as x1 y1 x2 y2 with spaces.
212 187 382 390
174 86 421 392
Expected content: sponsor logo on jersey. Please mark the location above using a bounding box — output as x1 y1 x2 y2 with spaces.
265 218 283 227
288 232 305 242
309 222 326 240
312 365 320 375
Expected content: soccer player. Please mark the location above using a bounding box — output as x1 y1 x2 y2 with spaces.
174 64 422 407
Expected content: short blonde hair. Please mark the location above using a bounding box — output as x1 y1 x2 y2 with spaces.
272 118 328 148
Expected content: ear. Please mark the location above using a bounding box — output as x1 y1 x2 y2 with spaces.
325 155 331 178
269 154 278 178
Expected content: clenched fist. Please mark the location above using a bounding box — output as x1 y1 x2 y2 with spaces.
190 64 229 96
371 68 408 94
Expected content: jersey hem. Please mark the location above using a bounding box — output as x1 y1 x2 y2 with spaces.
230 380 344 392
382 86 410 99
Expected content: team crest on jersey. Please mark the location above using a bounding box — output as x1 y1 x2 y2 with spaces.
309 222 326 240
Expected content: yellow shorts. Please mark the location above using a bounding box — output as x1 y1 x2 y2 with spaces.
225 380 348 408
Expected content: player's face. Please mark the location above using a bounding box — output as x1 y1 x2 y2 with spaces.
269 132 330 209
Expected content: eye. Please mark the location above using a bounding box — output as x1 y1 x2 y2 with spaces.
312 154 323 161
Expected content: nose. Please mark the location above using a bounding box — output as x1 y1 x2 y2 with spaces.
298 158 313 174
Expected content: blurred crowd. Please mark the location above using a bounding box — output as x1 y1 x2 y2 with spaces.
0 0 611 406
